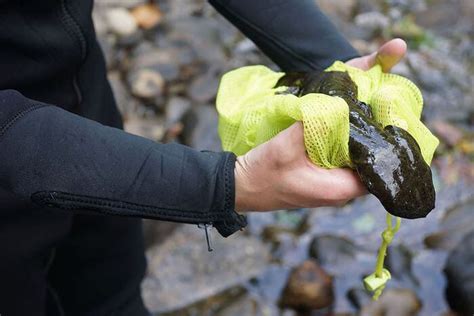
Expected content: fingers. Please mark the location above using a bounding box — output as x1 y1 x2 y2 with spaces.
304 166 367 206
375 38 407 72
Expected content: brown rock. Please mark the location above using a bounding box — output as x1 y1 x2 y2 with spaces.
279 259 334 311
360 288 421 316
131 4 162 30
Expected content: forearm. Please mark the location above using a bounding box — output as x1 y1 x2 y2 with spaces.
0 90 246 236
209 0 359 71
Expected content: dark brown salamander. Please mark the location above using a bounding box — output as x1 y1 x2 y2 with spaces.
275 71 435 218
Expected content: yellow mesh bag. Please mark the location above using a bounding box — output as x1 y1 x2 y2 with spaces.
216 61 439 168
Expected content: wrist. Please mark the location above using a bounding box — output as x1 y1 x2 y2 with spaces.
234 155 253 213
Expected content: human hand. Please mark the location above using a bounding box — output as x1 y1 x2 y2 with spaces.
346 38 407 71
234 38 407 212
234 122 366 212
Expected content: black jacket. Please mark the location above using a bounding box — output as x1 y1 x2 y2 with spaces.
0 0 357 315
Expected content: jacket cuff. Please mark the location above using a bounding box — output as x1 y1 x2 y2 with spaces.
212 152 247 237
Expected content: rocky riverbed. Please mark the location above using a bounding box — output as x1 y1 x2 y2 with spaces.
93 0 474 315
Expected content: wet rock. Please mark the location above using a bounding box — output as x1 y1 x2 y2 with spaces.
131 4 162 30
165 97 191 127
424 199 474 251
164 17 227 64
308 235 357 267
279 260 334 311
181 105 222 151
444 230 474 316
142 225 269 314
189 70 219 103
128 69 165 99
386 244 419 287
360 288 422 316
105 8 138 37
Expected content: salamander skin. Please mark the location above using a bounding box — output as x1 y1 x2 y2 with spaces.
275 71 435 218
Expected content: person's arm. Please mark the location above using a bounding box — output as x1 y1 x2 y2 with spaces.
209 0 359 71
0 90 245 237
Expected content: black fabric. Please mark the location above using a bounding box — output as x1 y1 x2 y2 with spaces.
0 0 356 315
209 0 360 71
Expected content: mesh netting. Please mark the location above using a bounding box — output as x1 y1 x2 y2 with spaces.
216 61 439 168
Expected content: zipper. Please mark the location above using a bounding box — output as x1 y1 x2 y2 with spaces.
59 0 86 106
198 223 214 252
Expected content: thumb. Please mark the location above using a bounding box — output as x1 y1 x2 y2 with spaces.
347 38 407 72
375 38 407 72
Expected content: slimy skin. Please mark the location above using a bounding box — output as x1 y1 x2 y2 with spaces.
275 71 435 218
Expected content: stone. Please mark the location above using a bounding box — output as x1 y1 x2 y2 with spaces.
131 4 162 30
165 97 191 127
128 69 165 99
308 234 357 267
386 244 419 287
131 46 193 82
104 8 138 37
360 289 422 316
181 105 222 151
142 225 269 314
424 199 474 251
188 70 220 103
279 259 334 311
354 11 390 35
444 230 474 316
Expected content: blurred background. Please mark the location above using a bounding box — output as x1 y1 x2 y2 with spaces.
92 0 473 315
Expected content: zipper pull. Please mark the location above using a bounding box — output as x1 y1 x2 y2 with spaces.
198 223 214 252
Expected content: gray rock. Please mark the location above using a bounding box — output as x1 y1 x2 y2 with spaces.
424 199 474 251
444 230 474 316
104 7 138 37
142 225 270 314
188 69 220 103
124 116 165 141
386 244 419 287
128 68 165 99
165 97 192 127
181 104 222 151
308 234 358 267
131 45 194 82
164 17 227 64
354 11 390 34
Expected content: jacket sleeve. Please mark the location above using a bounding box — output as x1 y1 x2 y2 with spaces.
0 90 246 237
209 0 359 71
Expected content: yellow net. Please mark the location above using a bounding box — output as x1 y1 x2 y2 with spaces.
216 61 439 168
